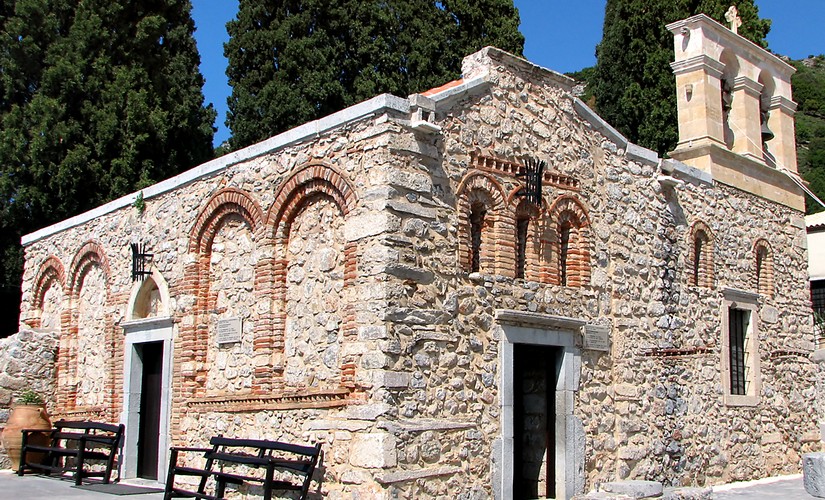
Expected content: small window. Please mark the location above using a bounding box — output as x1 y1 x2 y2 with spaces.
693 235 704 285
470 202 486 273
721 288 760 406
811 280 825 314
728 308 749 396
516 217 529 279
754 241 773 296
689 222 713 288
559 224 571 286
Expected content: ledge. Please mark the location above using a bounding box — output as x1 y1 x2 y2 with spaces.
496 309 586 330
185 389 350 412
376 466 462 485
22 94 410 246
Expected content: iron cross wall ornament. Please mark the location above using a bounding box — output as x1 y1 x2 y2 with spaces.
516 157 546 206
130 242 153 282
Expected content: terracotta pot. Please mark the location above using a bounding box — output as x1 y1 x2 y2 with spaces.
1 404 52 470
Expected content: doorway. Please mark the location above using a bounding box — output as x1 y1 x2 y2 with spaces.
496 310 586 500
514 344 561 498
137 341 163 479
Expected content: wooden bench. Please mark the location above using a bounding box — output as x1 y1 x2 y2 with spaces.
17 420 124 485
164 436 322 500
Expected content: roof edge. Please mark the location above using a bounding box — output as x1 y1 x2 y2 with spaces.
22 93 410 246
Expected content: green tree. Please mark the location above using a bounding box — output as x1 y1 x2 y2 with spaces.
590 0 770 155
792 56 825 213
225 0 524 150
0 0 215 335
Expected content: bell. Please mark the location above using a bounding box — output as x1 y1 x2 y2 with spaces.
761 121 774 143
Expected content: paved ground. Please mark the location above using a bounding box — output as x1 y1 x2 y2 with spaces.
0 469 819 498
0 470 163 499
711 474 817 499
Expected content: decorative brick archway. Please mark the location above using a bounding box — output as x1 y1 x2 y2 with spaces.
264 163 358 393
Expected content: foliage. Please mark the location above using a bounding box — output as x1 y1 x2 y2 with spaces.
792 56 825 214
0 0 215 334
225 0 524 150
589 0 770 155
16 389 44 405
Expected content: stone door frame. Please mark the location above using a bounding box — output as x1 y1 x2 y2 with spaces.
120 316 174 482
495 310 586 500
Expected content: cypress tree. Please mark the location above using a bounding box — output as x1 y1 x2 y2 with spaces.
225 0 524 150
0 0 215 334
590 0 770 155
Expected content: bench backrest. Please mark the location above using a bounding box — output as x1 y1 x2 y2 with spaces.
52 420 125 447
206 436 321 495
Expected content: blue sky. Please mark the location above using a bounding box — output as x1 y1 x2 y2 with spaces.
191 1 825 147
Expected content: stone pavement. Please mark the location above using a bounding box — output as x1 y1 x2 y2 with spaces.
0 470 163 499
0 469 819 499
711 474 817 499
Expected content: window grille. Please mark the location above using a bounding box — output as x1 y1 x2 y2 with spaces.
728 308 748 396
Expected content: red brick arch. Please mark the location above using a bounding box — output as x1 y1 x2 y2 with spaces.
189 187 264 253
546 195 592 287
31 255 66 319
266 163 356 238
262 163 359 393
68 240 110 296
457 172 507 274
62 240 114 419
181 187 265 397
688 220 714 288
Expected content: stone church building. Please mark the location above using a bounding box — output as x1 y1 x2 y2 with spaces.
16 14 823 499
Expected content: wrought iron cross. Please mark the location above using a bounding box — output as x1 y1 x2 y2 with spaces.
516 157 546 206
130 242 153 282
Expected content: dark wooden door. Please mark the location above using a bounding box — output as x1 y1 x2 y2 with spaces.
137 342 163 479
513 344 560 499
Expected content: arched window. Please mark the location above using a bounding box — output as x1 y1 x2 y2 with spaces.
720 49 739 150
457 173 505 275
754 240 773 296
470 201 487 273
689 222 714 288
758 71 776 165
514 200 539 280
559 223 572 286
547 196 591 287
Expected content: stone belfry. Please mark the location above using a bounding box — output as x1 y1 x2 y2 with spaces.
667 10 803 210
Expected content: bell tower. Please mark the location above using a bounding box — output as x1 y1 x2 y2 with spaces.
667 12 803 210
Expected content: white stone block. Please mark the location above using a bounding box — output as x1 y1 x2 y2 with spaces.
349 432 397 468
600 480 663 499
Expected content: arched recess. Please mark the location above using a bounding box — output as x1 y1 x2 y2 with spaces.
758 69 777 164
753 239 773 296
719 49 739 150
265 163 358 394
546 196 592 287
64 241 113 418
688 221 714 288
28 256 66 330
506 187 543 282
183 187 264 397
457 172 506 275
125 268 170 320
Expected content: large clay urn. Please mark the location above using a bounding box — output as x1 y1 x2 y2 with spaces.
1 404 52 470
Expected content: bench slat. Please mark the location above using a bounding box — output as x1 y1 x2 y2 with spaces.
18 420 124 486
165 437 321 500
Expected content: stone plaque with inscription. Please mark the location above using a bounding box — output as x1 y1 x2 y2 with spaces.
584 325 610 352
216 317 242 345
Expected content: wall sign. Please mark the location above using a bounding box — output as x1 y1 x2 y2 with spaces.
216 317 242 345
584 325 611 352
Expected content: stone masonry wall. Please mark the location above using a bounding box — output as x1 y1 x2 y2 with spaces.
0 329 59 469
16 46 822 498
